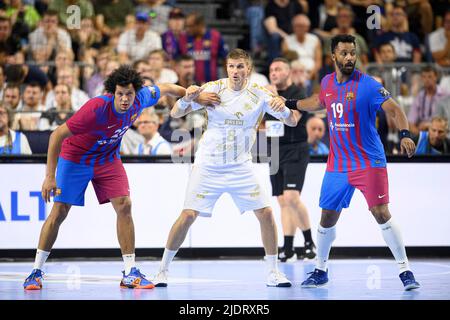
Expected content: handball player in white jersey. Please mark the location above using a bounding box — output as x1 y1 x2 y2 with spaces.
152 49 301 287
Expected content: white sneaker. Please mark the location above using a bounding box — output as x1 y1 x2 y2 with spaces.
266 270 292 287
152 270 168 287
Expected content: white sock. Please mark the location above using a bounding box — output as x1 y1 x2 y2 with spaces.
122 253 136 275
33 249 50 270
159 249 177 272
316 225 336 272
379 218 410 274
265 254 278 273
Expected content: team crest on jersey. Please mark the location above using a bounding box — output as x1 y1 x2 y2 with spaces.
203 40 211 47
379 87 390 97
244 103 253 111
346 92 355 100
55 188 62 196
131 114 137 122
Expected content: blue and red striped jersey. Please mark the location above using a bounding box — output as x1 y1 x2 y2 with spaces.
60 85 160 166
319 70 391 172
178 29 228 84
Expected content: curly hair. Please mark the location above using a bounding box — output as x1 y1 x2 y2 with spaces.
103 64 143 94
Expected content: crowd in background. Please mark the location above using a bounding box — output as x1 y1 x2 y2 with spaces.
0 0 449 156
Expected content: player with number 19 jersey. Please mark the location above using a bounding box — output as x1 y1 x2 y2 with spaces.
318 70 392 211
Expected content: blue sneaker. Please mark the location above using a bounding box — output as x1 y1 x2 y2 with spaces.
23 269 44 290
399 271 420 291
301 268 328 288
120 267 155 289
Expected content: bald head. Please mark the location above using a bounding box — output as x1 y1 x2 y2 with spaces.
292 14 310 37
307 117 326 144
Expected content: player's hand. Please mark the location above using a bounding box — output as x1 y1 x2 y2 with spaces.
183 85 204 102
269 96 286 113
41 175 57 203
400 137 415 158
195 92 221 107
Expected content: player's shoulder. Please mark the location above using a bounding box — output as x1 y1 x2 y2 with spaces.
248 81 276 98
84 95 112 110
320 72 335 87
138 85 159 99
202 78 227 92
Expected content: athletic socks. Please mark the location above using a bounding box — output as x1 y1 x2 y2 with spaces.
265 254 278 273
379 218 410 274
159 249 178 272
302 229 314 246
122 253 136 275
33 249 50 270
315 225 336 272
283 236 294 252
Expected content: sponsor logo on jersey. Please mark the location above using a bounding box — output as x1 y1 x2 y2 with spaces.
379 87 390 97
225 119 244 126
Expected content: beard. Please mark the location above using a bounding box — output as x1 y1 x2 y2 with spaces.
336 60 355 76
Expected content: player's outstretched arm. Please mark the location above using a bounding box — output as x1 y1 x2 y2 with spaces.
42 124 72 202
269 96 301 127
157 83 187 98
382 98 416 158
285 94 324 112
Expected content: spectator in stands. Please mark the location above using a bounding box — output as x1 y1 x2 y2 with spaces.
85 48 113 98
47 48 75 86
92 59 120 97
429 9 450 67
434 95 450 129
133 59 153 80
282 14 322 78
408 65 448 135
0 65 5 97
0 16 22 55
28 10 72 62
136 0 171 35
313 0 339 39
162 7 186 61
93 0 134 38
0 103 32 154
39 83 74 131
134 109 172 155
323 5 369 69
398 0 434 42
3 84 21 111
174 54 196 89
49 0 95 26
373 6 422 63
4 0 41 31
307 116 329 155
178 13 228 84
4 59 50 90
263 0 305 62
117 11 162 63
148 49 178 83
45 67 89 111
290 60 312 96
71 17 102 62
12 82 45 131
414 116 450 154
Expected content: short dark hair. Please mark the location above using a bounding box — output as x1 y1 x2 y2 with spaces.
104 64 143 94
24 82 43 91
421 64 438 76
44 9 59 17
175 54 194 64
271 57 291 66
331 34 356 54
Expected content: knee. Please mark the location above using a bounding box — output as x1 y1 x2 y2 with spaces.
320 210 339 228
49 202 70 224
282 190 300 205
180 209 198 225
370 204 391 224
256 207 275 223
116 197 132 217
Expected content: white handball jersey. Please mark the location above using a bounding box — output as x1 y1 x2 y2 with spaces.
191 78 287 166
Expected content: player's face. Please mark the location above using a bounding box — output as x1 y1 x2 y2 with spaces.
114 84 136 113
428 121 448 146
227 58 251 89
332 42 356 76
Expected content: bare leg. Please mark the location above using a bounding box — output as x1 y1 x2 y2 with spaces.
165 209 199 251
111 196 134 254
37 202 71 251
254 207 278 256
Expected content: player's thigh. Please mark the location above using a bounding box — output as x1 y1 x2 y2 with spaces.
348 167 389 210
91 160 130 205
183 165 223 217
319 171 355 212
54 157 93 206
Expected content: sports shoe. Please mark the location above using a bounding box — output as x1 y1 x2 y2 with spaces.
120 267 155 289
399 270 420 291
303 242 317 260
152 270 168 287
278 249 297 263
301 268 328 288
23 269 44 290
266 270 292 287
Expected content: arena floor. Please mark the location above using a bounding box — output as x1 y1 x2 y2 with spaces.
1 258 449 300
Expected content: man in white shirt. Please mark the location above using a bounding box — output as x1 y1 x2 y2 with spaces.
134 110 171 155
117 12 162 63
429 10 450 67
0 105 32 154
152 49 301 288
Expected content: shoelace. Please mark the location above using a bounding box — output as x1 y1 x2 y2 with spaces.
26 270 45 282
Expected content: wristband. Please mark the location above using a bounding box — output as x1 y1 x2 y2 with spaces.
178 97 191 110
399 129 411 140
285 99 298 109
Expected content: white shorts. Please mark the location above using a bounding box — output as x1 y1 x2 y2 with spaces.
183 163 271 217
